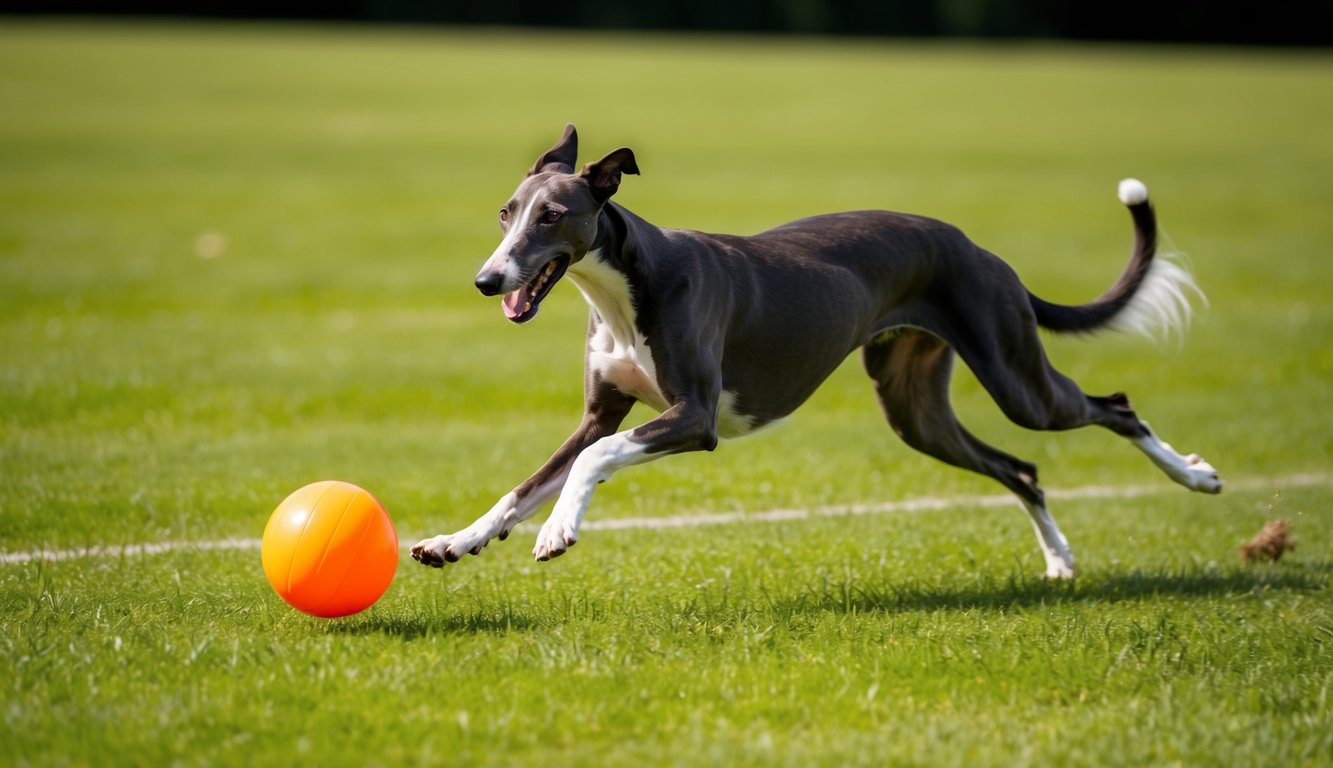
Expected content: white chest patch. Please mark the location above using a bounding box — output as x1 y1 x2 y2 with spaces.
567 250 770 440
567 252 670 412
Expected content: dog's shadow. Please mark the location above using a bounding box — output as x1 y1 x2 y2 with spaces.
802 560 1329 615
325 561 1327 638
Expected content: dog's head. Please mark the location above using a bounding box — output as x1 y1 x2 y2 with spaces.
474 124 639 324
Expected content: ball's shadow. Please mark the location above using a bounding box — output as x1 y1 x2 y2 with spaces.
321 607 536 639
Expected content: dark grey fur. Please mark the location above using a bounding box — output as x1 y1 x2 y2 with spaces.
411 124 1219 571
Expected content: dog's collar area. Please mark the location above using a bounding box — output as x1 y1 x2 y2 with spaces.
503 254 570 323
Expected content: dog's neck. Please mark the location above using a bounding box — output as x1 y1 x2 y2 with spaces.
587 202 647 277
568 205 645 339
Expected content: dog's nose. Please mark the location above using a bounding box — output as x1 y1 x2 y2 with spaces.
475 271 505 296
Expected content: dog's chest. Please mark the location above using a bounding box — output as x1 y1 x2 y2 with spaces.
568 253 670 412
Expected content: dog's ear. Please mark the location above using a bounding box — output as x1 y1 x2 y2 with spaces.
527 123 579 176
580 147 639 204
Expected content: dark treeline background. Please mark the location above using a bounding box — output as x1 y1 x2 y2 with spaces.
5 0 1332 46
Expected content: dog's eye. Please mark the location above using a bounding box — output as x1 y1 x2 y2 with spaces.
498 208 509 225
541 209 563 224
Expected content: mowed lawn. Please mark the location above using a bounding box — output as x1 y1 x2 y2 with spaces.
2 20 1331 767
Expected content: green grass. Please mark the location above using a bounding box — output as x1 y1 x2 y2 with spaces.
2 19 1331 767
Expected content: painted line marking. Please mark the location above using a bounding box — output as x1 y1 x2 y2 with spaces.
1 473 1324 566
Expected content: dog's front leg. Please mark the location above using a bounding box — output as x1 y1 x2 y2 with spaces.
410 476 564 567
532 399 718 560
411 383 635 567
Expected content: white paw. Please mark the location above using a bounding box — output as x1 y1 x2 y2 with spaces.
1166 453 1223 494
410 532 487 568
1134 430 1223 495
532 517 578 561
1044 563 1077 580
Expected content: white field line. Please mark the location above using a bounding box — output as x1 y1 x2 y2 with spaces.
2 473 1325 566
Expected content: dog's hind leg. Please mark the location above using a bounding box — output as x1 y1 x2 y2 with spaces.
944 300 1222 495
863 329 1076 578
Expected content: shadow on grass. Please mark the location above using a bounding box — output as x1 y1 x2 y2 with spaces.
796 560 1330 615
318 562 1328 636
321 607 537 639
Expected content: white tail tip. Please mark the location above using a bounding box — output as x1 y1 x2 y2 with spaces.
1118 178 1149 206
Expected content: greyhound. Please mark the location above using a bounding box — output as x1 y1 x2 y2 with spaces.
411 124 1221 578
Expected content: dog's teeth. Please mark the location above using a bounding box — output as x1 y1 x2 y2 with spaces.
545 262 556 276
524 301 532 313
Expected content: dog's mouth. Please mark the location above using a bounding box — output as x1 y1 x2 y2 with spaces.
501 255 570 324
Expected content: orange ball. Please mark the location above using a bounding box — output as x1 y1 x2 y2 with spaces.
262 481 399 618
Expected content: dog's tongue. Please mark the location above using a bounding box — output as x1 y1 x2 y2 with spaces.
502 289 525 320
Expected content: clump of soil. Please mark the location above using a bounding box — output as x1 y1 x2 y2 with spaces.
1239 519 1296 564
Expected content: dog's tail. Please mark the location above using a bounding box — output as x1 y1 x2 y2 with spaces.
1028 179 1203 342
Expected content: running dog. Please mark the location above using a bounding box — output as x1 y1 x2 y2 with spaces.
411 124 1221 578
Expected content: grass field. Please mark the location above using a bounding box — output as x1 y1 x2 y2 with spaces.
2 19 1331 767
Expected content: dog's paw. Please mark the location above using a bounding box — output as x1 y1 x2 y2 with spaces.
411 533 487 567
410 535 457 567
1134 431 1223 495
532 518 578 562
1043 563 1077 580
1179 454 1223 494
1160 453 1222 494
